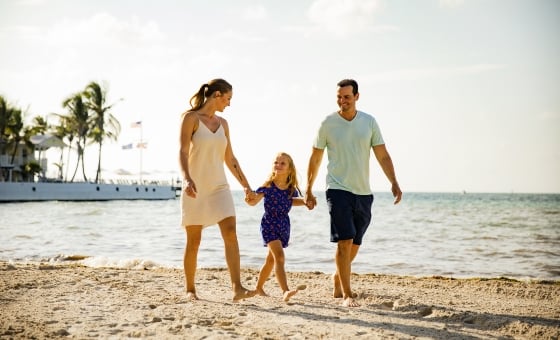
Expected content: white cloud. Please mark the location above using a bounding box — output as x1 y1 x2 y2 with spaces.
15 0 46 6
44 13 165 47
307 0 380 37
243 4 268 21
439 0 465 8
0 25 41 41
370 63 507 82
215 29 267 43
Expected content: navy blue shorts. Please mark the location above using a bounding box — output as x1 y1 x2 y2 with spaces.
326 189 374 245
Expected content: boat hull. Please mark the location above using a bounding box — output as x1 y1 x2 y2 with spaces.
0 182 178 202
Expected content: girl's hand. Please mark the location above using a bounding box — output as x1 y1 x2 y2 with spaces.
244 190 259 205
304 193 316 210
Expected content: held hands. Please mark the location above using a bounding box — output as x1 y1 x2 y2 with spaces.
244 187 258 206
304 192 317 210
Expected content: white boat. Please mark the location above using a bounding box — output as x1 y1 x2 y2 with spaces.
0 180 178 202
0 134 180 202
0 181 178 202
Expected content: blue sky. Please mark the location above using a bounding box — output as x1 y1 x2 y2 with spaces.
1 0 559 193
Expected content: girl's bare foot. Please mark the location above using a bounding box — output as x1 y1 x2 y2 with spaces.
283 284 306 302
186 291 199 301
342 297 360 307
283 289 298 302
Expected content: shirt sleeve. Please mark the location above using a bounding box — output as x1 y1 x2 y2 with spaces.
291 188 300 198
370 117 385 147
313 118 328 149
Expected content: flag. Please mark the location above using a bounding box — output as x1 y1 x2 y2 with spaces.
136 142 148 149
121 143 133 150
131 121 142 128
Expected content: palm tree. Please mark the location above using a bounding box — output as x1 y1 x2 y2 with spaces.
1 97 39 181
22 160 42 181
29 116 49 136
0 95 12 181
50 114 74 181
83 81 121 183
0 95 9 156
27 116 51 178
62 93 90 182
6 107 24 165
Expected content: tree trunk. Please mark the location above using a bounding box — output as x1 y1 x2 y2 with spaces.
95 141 103 183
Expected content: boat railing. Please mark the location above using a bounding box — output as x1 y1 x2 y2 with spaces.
29 177 178 187
96 178 178 187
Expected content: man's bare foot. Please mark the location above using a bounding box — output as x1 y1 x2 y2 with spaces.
232 288 257 301
332 273 342 298
186 291 199 301
342 297 360 307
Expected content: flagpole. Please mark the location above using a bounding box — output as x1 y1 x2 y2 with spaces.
139 123 143 183
130 121 144 184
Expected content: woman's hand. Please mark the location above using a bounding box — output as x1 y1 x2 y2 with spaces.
244 188 259 205
184 180 197 198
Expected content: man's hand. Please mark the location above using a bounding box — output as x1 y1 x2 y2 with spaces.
392 183 402 204
304 192 317 210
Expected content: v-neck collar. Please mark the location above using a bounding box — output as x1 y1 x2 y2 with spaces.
199 119 221 134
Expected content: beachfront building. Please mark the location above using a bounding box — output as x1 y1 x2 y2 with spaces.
0 141 36 182
0 134 63 182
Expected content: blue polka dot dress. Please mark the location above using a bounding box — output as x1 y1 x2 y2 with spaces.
256 183 298 248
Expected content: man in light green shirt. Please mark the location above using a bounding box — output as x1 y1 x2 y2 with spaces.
305 79 402 307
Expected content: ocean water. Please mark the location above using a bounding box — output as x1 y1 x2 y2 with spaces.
1 192 559 280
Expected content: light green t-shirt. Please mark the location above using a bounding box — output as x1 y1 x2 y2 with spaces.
313 111 384 195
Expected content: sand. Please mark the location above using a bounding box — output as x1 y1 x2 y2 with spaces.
1 261 559 339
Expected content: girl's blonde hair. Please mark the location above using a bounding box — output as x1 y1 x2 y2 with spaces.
262 152 302 196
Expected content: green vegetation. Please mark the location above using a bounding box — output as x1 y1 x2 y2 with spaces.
0 81 121 183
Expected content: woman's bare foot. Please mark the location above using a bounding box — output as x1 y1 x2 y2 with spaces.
232 287 257 301
186 291 199 301
342 297 360 307
255 287 269 297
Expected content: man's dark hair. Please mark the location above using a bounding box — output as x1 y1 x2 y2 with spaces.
337 79 358 95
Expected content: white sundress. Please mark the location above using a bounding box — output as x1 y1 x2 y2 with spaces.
180 122 235 227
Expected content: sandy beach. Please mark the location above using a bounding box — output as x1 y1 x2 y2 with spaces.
1 261 559 339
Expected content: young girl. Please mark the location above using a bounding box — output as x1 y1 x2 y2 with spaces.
245 152 308 302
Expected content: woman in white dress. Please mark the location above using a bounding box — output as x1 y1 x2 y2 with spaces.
179 78 255 301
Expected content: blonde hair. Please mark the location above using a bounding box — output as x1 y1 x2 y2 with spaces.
262 152 302 197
